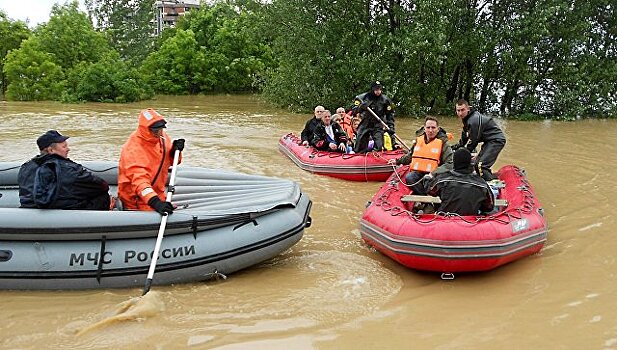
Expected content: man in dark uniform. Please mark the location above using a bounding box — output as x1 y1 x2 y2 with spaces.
352 81 396 153
18 130 111 210
424 148 494 216
452 99 506 181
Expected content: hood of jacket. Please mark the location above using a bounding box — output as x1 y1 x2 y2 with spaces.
136 108 167 143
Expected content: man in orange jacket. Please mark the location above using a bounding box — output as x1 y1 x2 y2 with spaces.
118 108 184 214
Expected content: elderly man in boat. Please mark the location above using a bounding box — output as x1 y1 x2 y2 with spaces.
310 109 348 152
118 108 185 215
388 116 453 186
300 105 325 146
18 130 111 210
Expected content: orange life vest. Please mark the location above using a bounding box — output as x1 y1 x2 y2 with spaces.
410 136 442 173
339 112 354 139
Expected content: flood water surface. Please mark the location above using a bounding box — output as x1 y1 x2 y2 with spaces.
1 96 616 349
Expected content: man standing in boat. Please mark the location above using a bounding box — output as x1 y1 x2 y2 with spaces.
452 99 506 181
389 116 453 186
18 130 111 210
300 105 325 146
352 81 397 153
118 108 185 214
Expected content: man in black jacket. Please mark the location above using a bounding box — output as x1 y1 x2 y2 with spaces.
424 148 494 216
310 110 348 152
300 105 325 146
452 99 506 181
18 130 110 210
353 81 396 153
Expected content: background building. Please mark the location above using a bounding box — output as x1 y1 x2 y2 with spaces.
154 0 200 36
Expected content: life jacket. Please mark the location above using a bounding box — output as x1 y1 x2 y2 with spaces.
410 136 442 173
338 112 354 139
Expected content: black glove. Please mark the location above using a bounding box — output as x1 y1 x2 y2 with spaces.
171 139 185 153
387 129 395 136
359 102 369 111
148 196 174 215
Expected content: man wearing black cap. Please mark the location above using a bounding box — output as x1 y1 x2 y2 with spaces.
17 130 111 210
352 81 396 153
422 148 494 216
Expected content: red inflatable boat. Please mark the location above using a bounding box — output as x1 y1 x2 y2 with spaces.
360 165 548 274
278 133 405 181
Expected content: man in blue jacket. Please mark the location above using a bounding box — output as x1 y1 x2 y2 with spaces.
18 130 110 210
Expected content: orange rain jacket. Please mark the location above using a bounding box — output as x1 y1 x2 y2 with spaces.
118 109 182 210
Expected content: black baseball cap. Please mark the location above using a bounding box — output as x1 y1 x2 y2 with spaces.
37 130 69 150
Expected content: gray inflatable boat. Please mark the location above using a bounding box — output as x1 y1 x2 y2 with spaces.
0 161 312 290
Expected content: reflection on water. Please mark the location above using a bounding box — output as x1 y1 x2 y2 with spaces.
1 96 617 349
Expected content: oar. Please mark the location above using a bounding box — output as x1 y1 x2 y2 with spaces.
365 106 411 151
142 149 181 295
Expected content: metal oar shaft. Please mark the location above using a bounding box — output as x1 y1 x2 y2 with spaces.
143 149 181 295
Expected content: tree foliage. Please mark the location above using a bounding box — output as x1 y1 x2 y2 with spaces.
2 0 614 118
3 37 65 101
2 1 150 103
84 0 155 65
262 0 617 119
0 12 31 96
141 2 275 94
37 2 110 69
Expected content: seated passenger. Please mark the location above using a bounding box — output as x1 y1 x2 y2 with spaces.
18 130 111 210
310 110 348 152
424 148 494 216
388 116 453 186
336 107 354 140
300 105 325 146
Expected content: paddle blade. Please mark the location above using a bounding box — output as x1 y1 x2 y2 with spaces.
142 278 153 296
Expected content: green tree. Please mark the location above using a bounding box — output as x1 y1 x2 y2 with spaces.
65 51 153 102
85 0 155 65
3 37 64 101
141 29 206 94
0 12 31 96
36 1 110 70
141 1 275 94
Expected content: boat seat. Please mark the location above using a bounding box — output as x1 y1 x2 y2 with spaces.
401 195 508 207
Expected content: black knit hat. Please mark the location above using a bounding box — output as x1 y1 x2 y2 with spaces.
453 148 472 172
